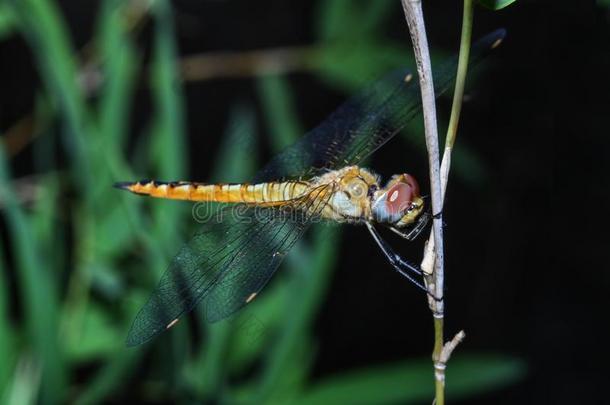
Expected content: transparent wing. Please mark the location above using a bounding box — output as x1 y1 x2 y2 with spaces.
126 185 334 346
126 30 505 345
255 29 506 182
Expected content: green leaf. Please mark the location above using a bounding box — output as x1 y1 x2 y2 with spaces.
230 335 316 404
3 354 42 405
315 0 395 41
296 359 431 405
186 104 259 398
224 285 286 372
95 207 137 259
315 43 414 93
73 291 147 405
74 349 143 405
91 0 139 204
9 0 95 187
256 226 340 401
64 304 122 361
0 4 16 40
445 354 527 398
0 144 66 404
149 0 186 181
295 354 525 405
97 0 137 149
477 0 517 10
255 74 342 401
256 75 304 151
0 232 17 398
209 104 258 183
186 321 232 399
146 0 189 269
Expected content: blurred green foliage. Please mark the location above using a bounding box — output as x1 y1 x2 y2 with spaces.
598 0 610 8
477 0 517 10
0 0 522 403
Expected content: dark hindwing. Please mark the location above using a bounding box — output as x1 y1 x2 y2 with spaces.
126 185 334 346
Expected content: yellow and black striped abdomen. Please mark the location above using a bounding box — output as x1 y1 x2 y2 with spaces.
114 180 311 206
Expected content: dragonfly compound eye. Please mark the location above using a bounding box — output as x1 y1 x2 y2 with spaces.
385 182 414 215
402 173 420 198
371 173 424 226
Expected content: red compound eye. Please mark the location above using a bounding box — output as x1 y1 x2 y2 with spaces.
403 174 420 198
385 182 413 215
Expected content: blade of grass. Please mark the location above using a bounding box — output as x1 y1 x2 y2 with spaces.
149 0 186 182
83 0 139 262
143 1 191 395
64 301 123 361
224 287 285 373
0 3 16 40
189 104 258 398
316 0 395 41
4 354 41 405
73 349 143 405
209 104 258 183
8 0 95 187
74 288 152 403
97 0 137 152
254 75 340 401
60 0 142 371
477 0 517 10
257 75 304 151
148 0 188 259
0 233 17 398
0 144 66 403
258 227 339 402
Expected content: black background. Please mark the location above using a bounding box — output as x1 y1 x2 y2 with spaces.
1 1 609 404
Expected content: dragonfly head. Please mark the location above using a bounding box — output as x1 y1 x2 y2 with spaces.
371 173 424 227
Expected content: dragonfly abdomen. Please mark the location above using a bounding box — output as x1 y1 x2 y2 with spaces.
114 180 310 205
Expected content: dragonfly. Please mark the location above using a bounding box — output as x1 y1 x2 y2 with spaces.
116 29 504 346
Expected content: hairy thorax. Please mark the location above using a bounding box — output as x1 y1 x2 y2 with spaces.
309 166 381 223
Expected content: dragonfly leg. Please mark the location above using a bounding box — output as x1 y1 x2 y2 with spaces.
387 211 430 241
366 222 442 301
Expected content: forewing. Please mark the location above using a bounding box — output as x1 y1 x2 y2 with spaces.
126 186 333 346
255 29 506 181
254 68 414 182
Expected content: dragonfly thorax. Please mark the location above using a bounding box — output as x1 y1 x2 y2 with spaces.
314 166 379 222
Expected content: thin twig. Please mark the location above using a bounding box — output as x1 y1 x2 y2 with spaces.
399 0 444 314
399 1 445 399
421 0 474 294
400 0 474 404
440 330 466 364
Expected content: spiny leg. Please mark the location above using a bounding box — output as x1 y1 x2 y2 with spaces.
365 222 441 301
387 211 430 241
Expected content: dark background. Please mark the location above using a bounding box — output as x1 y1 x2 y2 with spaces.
1 1 608 404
